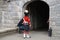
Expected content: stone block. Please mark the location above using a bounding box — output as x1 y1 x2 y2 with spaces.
44 0 60 6
13 20 19 24
0 13 2 24
4 20 14 24
9 12 18 16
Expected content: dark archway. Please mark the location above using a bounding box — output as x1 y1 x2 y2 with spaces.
23 1 49 31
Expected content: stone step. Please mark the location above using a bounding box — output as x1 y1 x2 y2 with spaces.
0 27 18 36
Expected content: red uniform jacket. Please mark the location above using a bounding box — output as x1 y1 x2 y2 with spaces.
23 16 30 25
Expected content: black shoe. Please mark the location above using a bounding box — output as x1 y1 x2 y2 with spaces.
29 36 31 38
23 37 26 39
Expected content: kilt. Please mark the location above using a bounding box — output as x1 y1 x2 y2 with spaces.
20 25 30 31
24 25 30 31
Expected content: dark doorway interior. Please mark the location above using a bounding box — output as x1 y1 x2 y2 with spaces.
25 1 49 31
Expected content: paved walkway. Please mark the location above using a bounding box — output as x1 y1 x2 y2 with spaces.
0 31 50 40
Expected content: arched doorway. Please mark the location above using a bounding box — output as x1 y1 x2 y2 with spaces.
23 1 49 31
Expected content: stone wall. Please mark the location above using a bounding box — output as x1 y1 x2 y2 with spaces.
43 0 60 40
0 0 30 30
